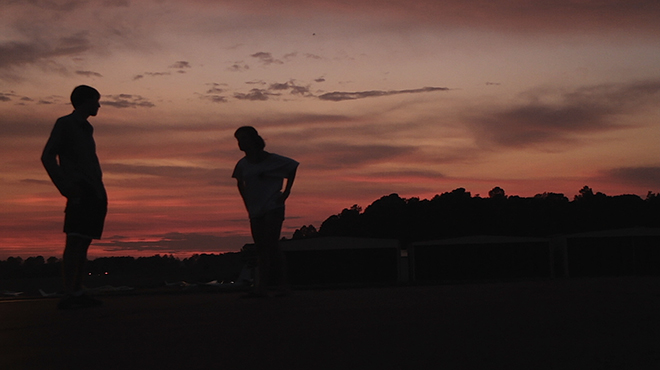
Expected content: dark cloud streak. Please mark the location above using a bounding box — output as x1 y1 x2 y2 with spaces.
27 0 85 11
169 61 191 69
251 52 283 65
318 87 449 101
101 94 155 108
144 72 171 77
233 88 279 101
467 80 660 148
97 232 247 254
103 163 221 182
227 63 249 72
0 35 91 70
283 142 419 170
368 170 446 180
75 70 103 77
604 166 660 189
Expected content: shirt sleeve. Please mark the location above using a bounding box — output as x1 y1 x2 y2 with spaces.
265 154 298 178
231 159 242 180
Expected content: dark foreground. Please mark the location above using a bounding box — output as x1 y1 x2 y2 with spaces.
2 277 660 370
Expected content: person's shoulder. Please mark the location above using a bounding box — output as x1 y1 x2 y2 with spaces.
269 152 294 161
54 112 78 126
232 156 248 178
57 112 76 121
234 156 249 168
49 114 73 134
270 153 298 165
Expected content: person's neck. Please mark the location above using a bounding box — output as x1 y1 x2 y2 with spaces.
72 109 90 121
245 150 269 163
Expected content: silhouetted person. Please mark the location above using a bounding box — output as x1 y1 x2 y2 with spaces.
42 85 107 309
233 126 298 297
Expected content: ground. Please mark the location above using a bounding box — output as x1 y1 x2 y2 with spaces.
1 277 660 369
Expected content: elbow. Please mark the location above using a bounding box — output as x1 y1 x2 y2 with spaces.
40 151 51 167
41 148 56 169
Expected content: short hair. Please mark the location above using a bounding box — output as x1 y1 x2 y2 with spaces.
234 126 266 150
70 85 100 109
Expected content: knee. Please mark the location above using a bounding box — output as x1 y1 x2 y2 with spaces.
65 235 92 253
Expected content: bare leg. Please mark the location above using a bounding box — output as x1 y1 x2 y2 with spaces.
58 235 103 309
62 235 92 294
251 218 271 296
250 210 285 296
262 211 286 292
270 245 290 295
254 246 270 296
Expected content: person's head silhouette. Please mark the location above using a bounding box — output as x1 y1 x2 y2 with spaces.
234 126 266 155
70 85 101 118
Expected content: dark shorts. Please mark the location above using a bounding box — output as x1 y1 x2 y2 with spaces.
64 185 107 240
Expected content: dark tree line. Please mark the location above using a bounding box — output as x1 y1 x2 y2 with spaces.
0 256 61 279
4 186 659 279
0 253 244 282
293 186 660 245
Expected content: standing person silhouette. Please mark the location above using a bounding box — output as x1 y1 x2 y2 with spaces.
233 126 298 297
42 85 107 309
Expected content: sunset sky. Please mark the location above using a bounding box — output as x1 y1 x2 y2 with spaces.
1 0 659 259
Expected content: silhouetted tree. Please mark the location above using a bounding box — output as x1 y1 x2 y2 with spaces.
319 204 363 237
298 186 660 244
1 252 244 282
293 225 318 239
488 186 506 199
5 186 660 279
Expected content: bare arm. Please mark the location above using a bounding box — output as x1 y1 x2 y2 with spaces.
278 167 297 204
41 124 76 198
236 179 249 210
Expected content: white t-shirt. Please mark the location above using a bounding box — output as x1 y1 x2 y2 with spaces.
232 153 299 218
